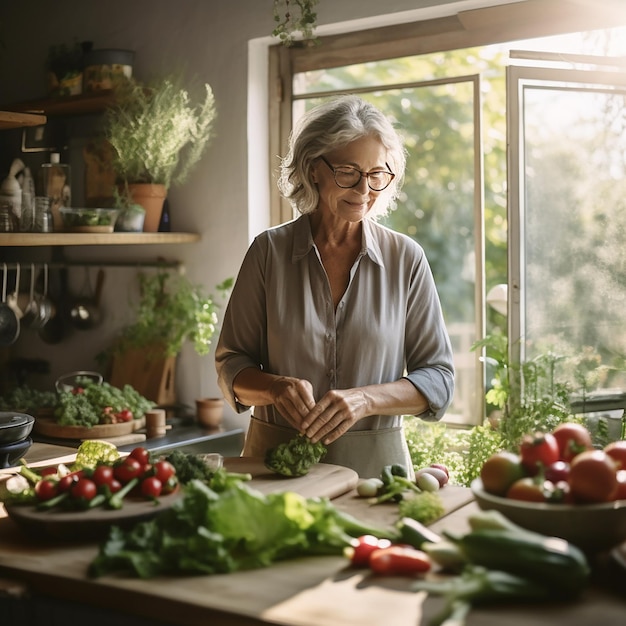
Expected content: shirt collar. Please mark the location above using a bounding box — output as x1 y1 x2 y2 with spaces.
291 214 385 268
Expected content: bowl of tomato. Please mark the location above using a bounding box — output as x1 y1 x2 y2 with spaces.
471 477 626 553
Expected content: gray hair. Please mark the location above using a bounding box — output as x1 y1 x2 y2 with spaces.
277 96 406 219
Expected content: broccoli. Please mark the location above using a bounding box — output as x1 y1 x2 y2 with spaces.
264 433 327 477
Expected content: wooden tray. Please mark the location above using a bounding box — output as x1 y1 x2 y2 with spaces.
4 487 182 541
33 416 146 440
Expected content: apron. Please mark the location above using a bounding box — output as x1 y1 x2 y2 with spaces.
242 415 414 479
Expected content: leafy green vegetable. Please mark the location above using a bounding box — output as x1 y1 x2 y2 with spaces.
88 476 397 579
165 450 251 485
397 491 445 524
0 385 57 411
264 433 327 477
54 381 154 427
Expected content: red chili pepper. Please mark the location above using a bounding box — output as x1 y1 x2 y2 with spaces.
369 546 432 576
345 535 392 567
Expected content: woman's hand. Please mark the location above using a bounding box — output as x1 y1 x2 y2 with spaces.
301 388 368 445
269 376 317 430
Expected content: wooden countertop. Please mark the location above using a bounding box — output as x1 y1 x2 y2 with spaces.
0 453 625 626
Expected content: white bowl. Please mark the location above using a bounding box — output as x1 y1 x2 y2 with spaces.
471 478 626 553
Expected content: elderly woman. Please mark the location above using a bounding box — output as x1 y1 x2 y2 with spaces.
216 95 454 478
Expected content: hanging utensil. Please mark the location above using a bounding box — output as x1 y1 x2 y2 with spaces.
6 263 22 320
0 263 19 346
20 264 39 329
39 266 68 344
70 267 105 330
30 264 52 330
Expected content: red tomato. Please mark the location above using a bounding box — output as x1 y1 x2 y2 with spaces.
39 466 58 477
35 479 58 501
544 460 570 484
92 465 115 487
548 480 574 504
551 422 593 462
519 432 560 475
71 478 97 502
108 478 123 494
347 535 392 567
480 451 525 496
140 476 163 499
569 450 618 503
604 440 626 471
57 474 79 493
129 447 151 467
114 457 144 484
369 546 432 576
116 409 134 423
615 470 626 500
153 460 176 484
506 477 551 502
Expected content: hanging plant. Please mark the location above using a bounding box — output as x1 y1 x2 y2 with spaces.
272 0 319 47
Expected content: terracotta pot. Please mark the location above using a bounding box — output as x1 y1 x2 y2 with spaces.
127 183 167 232
196 397 224 429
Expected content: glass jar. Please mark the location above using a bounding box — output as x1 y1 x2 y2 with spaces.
0 202 18 232
34 196 54 233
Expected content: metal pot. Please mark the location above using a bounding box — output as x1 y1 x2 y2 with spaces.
70 268 105 330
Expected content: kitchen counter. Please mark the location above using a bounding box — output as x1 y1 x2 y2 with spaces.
0 454 625 626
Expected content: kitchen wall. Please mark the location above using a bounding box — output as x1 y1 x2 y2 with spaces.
0 0 509 430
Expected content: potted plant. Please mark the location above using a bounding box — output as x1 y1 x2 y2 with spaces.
102 75 217 231
103 271 232 405
46 41 88 96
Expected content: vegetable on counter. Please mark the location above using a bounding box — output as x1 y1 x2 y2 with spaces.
54 380 154 428
264 433 327 477
88 476 397 579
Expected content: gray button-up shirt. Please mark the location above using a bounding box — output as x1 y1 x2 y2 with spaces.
216 214 454 429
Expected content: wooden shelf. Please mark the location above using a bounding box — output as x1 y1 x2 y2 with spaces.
2 90 115 118
0 110 47 130
0 232 200 247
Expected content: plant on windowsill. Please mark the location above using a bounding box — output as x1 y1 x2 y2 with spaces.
102 74 216 231
100 271 232 405
404 333 620 487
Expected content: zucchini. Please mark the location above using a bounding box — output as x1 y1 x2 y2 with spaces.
397 516 442 548
446 528 590 598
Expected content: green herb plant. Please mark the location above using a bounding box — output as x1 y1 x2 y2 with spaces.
107 271 233 359
104 75 216 188
272 0 319 47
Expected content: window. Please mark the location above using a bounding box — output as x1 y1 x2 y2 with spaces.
268 1 626 425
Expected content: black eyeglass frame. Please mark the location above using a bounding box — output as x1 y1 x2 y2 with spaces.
319 156 396 191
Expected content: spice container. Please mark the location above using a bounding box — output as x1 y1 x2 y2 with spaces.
39 153 71 231
34 197 54 232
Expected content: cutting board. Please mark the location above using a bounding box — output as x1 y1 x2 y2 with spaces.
225 457 359 500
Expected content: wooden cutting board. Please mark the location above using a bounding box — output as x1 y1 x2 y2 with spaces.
225 457 359 500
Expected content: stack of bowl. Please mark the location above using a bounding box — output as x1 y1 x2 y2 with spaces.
0 412 34 469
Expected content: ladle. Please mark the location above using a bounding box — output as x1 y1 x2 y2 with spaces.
6 263 22 320
30 264 52 330
0 263 19 346
20 264 39 328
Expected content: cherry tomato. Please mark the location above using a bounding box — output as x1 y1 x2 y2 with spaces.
544 460 570 484
114 457 144 484
519 432 560 475
116 409 134 423
71 478 97 502
92 464 115 487
506 477 551 502
369 546 432 576
547 479 574 504
35 479 58 501
129 446 151 467
39 466 58 477
108 478 123 494
346 535 392 567
569 449 618 503
552 422 593 462
153 460 176 484
140 476 163 499
480 451 525 496
604 440 626 471
57 474 79 493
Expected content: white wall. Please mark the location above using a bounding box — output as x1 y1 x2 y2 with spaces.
0 0 509 428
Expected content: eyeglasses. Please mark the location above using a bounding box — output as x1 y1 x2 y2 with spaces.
320 156 395 192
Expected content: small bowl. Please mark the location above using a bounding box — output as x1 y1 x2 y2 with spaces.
0 412 35 445
59 207 120 233
0 437 33 468
471 478 626 553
